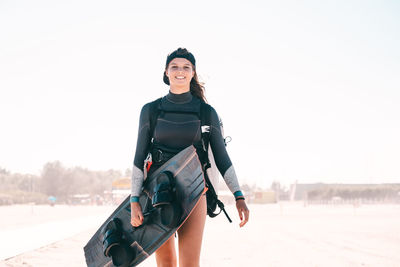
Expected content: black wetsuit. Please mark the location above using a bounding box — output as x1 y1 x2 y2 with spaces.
131 91 240 197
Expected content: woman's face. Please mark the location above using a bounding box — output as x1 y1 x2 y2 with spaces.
165 58 195 87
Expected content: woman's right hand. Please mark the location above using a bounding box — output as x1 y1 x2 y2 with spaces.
130 202 144 227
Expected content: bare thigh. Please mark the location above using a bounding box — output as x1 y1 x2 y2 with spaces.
177 195 207 267
155 234 177 267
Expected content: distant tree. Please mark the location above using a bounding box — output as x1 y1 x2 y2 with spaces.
125 168 132 178
241 183 251 192
40 161 65 198
270 181 280 192
0 168 9 191
0 167 9 175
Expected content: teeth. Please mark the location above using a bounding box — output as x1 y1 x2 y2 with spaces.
176 76 185 79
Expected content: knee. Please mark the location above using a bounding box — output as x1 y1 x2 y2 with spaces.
179 258 200 267
156 248 177 267
157 258 177 267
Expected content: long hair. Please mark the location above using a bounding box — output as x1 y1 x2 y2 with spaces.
190 71 207 103
163 48 207 103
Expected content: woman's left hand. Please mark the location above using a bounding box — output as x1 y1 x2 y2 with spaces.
236 199 249 227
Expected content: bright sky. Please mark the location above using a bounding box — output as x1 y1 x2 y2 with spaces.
1 0 399 188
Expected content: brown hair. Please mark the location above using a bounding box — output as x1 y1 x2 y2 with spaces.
163 48 207 103
190 71 207 103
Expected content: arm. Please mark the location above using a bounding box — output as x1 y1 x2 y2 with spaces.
131 103 152 197
208 106 241 194
208 106 249 227
130 103 152 227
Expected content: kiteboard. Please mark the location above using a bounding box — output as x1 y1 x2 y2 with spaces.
84 145 206 267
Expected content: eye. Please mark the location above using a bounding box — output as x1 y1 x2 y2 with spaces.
170 66 178 69
184 66 191 70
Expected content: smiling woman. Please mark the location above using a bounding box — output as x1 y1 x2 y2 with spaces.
162 48 206 101
128 47 249 267
166 60 193 83
165 58 194 92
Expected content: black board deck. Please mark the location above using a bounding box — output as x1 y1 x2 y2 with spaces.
84 146 206 267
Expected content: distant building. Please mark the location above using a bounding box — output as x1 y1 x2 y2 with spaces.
290 182 400 202
111 177 131 205
252 190 276 204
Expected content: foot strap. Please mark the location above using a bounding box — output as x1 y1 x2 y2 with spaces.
152 172 175 207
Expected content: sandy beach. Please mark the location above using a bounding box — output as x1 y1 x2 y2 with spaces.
1 202 399 267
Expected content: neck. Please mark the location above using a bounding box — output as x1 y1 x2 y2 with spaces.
167 90 192 103
169 85 190 95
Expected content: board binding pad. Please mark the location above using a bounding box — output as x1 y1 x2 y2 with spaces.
84 145 206 267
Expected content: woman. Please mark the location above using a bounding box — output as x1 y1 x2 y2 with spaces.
130 48 249 267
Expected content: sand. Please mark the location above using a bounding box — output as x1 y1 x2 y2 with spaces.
1 202 399 267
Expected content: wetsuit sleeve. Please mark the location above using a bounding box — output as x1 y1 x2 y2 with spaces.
209 106 241 194
131 103 152 197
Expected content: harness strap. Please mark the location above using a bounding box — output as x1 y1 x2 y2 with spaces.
149 97 162 140
199 102 232 223
148 98 232 222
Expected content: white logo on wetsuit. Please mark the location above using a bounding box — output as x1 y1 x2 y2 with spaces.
201 125 210 133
